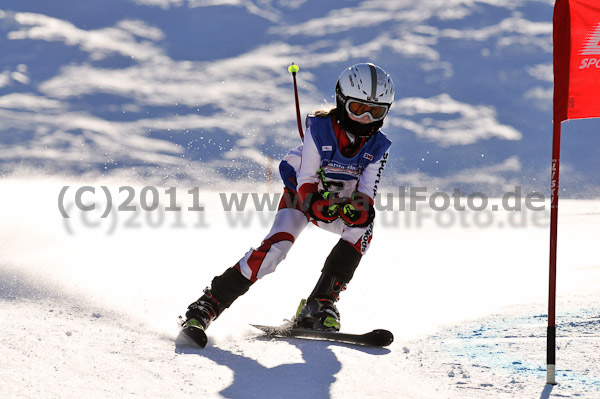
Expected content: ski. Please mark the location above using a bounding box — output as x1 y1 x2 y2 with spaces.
177 317 394 348
251 323 394 347
177 316 208 348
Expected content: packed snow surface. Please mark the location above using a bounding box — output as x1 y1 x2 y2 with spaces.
1 176 599 398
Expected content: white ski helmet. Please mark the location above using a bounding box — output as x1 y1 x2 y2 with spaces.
335 63 394 136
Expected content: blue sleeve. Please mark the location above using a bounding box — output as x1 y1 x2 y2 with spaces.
279 160 298 191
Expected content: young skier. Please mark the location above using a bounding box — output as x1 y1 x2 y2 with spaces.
183 62 394 334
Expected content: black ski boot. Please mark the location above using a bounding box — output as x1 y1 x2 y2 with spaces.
183 266 253 331
295 273 347 331
183 289 223 331
295 238 362 331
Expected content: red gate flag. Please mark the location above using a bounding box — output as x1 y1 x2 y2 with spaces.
554 0 600 123
550 0 600 386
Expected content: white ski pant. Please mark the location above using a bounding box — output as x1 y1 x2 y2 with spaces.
237 208 373 282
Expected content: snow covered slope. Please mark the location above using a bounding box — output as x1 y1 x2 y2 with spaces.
1 176 599 398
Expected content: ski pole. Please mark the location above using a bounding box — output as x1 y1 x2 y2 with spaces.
288 63 304 140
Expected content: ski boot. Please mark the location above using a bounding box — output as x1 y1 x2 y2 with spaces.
183 288 223 331
294 273 347 331
295 238 362 332
295 296 341 331
180 288 225 348
184 266 253 330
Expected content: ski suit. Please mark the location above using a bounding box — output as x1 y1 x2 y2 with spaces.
236 114 391 282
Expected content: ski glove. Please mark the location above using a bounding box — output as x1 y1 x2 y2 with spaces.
304 191 342 223
338 192 375 228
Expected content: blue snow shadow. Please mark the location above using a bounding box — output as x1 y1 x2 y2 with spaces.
540 383 554 399
175 336 390 399
433 309 600 394
0 264 61 301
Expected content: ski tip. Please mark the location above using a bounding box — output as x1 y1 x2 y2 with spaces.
180 325 208 348
368 329 394 347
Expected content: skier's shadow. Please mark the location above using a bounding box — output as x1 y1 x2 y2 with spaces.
176 336 390 399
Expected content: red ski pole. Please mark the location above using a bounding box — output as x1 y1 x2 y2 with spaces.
288 63 304 140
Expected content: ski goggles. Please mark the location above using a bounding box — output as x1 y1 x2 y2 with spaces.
345 99 389 122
